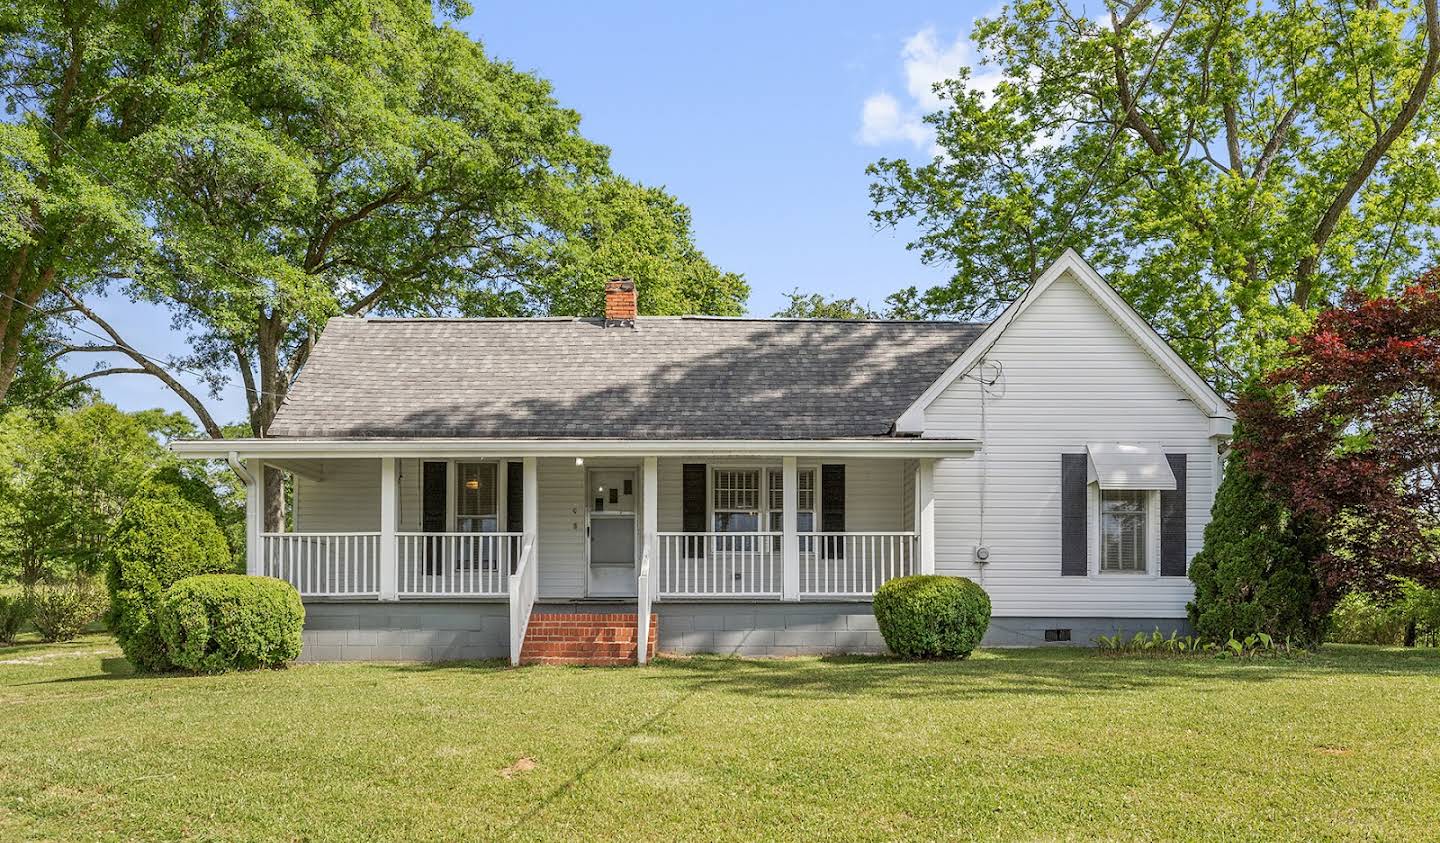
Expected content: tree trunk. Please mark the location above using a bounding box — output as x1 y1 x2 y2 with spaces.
1404 619 1418 647
264 464 285 535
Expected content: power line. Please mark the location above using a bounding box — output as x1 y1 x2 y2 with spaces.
0 287 292 402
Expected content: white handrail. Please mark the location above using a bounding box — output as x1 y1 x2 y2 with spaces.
655 531 783 598
260 532 382 597
802 531 917 597
396 531 521 597
508 536 537 666
637 541 653 665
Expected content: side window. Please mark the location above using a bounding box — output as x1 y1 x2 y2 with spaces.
1099 490 1147 573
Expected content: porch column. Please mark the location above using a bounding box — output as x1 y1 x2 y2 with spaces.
522 457 538 552
244 458 263 576
916 458 936 575
782 456 800 600
642 456 658 566
379 456 398 601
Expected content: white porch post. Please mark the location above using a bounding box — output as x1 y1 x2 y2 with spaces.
379 456 398 601
782 455 800 600
245 458 263 576
642 456 658 564
916 458 936 575
522 456 538 550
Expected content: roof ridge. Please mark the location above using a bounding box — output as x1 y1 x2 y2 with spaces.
351 315 989 327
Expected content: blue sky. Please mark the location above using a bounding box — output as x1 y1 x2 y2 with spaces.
70 1 995 426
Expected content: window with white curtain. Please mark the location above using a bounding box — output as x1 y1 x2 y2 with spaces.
712 469 760 532
456 462 498 533
1100 490 1147 572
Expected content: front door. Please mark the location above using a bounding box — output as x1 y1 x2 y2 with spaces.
587 468 638 597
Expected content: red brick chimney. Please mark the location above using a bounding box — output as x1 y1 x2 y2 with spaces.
604 277 637 323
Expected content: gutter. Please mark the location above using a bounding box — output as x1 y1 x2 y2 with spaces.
173 437 983 461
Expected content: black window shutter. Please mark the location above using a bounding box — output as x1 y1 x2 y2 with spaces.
422 461 447 575
682 463 706 558
1060 453 1088 576
821 464 846 559
1160 453 1188 576
422 462 447 533
505 461 523 533
821 464 846 531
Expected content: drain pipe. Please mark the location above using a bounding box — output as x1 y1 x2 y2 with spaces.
227 451 253 486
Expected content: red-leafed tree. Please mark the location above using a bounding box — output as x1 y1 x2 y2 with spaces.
1239 270 1440 599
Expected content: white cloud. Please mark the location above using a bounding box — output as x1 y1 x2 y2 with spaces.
857 92 929 147
858 25 1004 152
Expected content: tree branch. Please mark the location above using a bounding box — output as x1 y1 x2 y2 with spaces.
1294 0 1440 306
57 286 226 438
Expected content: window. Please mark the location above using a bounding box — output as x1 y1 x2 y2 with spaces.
712 469 760 532
1100 490 1147 572
456 462 498 533
766 468 816 533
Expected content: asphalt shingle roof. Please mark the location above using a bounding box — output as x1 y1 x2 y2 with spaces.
268 316 987 439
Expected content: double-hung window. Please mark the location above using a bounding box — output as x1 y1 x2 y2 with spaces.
765 468 816 532
456 462 498 533
1099 489 1147 573
712 469 761 533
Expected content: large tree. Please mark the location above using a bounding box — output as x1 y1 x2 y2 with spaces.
0 0 156 403
869 0 1440 390
18 0 744 527
1239 269 1440 597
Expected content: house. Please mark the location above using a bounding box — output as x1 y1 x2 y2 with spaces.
172 251 1234 664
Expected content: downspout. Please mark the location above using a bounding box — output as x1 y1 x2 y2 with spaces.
227 451 253 486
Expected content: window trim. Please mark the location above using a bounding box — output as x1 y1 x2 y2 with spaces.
703 463 821 534
1087 483 1161 578
454 460 500 534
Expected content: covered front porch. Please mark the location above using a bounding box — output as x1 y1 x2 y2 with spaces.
175 439 975 663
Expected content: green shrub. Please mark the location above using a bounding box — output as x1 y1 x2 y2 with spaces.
107 493 234 671
1328 591 1405 645
30 579 107 642
873 575 991 659
158 575 304 673
0 592 30 644
1187 446 1327 646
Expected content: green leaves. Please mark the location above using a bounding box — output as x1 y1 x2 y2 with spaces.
868 0 1440 392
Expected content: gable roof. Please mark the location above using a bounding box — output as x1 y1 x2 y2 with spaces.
893 250 1235 436
268 316 986 440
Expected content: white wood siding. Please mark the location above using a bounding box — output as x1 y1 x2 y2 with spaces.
921 271 1217 618
293 459 380 532
537 457 585 598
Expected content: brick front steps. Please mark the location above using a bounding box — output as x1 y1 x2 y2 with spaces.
519 612 658 666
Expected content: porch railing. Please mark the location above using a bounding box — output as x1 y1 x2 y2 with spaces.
396 532 522 597
655 532 783 598
801 532 916 598
260 532 382 597
508 537 537 666
637 541 654 664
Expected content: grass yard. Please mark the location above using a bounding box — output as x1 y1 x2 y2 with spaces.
2 636 1438 841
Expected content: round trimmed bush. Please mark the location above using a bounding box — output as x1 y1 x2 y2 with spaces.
873 575 991 659
107 493 234 672
158 575 304 674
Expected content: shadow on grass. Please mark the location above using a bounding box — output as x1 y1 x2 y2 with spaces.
368 643 1440 705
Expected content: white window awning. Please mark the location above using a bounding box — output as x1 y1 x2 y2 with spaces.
1086 443 1176 490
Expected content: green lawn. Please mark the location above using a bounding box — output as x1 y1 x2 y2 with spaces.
2 636 1438 841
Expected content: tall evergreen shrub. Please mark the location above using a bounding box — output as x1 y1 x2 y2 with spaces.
1187 447 1326 645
